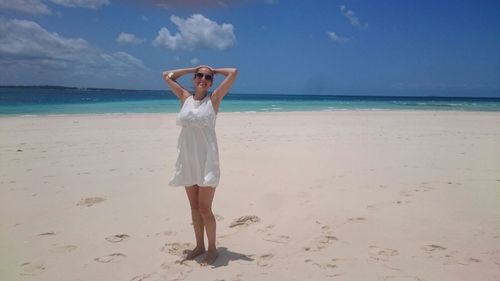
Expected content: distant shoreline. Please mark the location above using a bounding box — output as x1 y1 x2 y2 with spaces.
1 85 499 99
0 85 138 91
0 85 78 90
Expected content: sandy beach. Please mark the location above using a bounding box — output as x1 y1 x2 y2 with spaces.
1 111 499 281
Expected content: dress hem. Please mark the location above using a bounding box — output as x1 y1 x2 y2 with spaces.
169 182 218 188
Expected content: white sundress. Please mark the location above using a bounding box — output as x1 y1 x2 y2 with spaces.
169 95 220 187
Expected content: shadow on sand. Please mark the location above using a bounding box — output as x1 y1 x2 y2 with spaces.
209 247 254 268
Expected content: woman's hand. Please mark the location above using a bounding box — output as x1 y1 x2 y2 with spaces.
162 67 197 102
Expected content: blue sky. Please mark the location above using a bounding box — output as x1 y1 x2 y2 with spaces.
1 0 499 97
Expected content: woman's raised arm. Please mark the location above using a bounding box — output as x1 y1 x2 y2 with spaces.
162 67 196 102
211 68 238 111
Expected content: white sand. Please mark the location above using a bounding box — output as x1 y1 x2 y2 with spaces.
1 111 499 281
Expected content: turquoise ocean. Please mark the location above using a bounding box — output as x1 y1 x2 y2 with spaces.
1 87 499 116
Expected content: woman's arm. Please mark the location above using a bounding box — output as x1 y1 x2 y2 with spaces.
162 67 197 102
211 68 238 112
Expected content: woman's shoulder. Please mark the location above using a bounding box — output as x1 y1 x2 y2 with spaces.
181 94 193 104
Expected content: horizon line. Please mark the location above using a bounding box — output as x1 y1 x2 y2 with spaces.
1 85 499 99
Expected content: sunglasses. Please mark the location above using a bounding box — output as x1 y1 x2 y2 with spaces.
195 72 213 81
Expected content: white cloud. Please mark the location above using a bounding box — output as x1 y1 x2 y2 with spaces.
0 19 145 85
0 0 51 15
0 0 109 14
327 31 349 43
141 15 149 21
0 19 89 60
190 58 200 65
340 5 368 29
117 32 145 45
48 0 110 9
153 14 236 51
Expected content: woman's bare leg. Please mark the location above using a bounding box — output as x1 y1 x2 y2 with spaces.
184 185 206 260
198 187 218 266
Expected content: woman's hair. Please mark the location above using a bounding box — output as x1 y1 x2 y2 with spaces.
195 66 214 74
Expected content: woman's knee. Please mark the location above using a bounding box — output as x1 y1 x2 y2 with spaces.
198 204 213 217
190 206 201 215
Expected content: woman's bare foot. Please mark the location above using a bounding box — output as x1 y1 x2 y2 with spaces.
184 246 206 261
201 248 218 266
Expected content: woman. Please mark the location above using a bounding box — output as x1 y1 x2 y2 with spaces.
163 65 238 266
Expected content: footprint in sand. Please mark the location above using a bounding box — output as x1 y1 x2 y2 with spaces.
130 272 160 281
256 253 274 267
229 215 260 228
421 244 446 252
304 235 338 252
19 262 45 276
77 197 106 207
343 217 366 225
161 242 193 257
400 184 434 198
396 200 411 205
155 231 176 237
261 233 290 244
443 251 481 266
304 259 340 277
369 246 399 262
94 253 126 263
420 244 446 259
304 259 337 270
37 231 56 236
304 224 338 252
161 261 192 281
420 244 480 265
105 234 130 243
49 244 78 253
256 224 290 244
